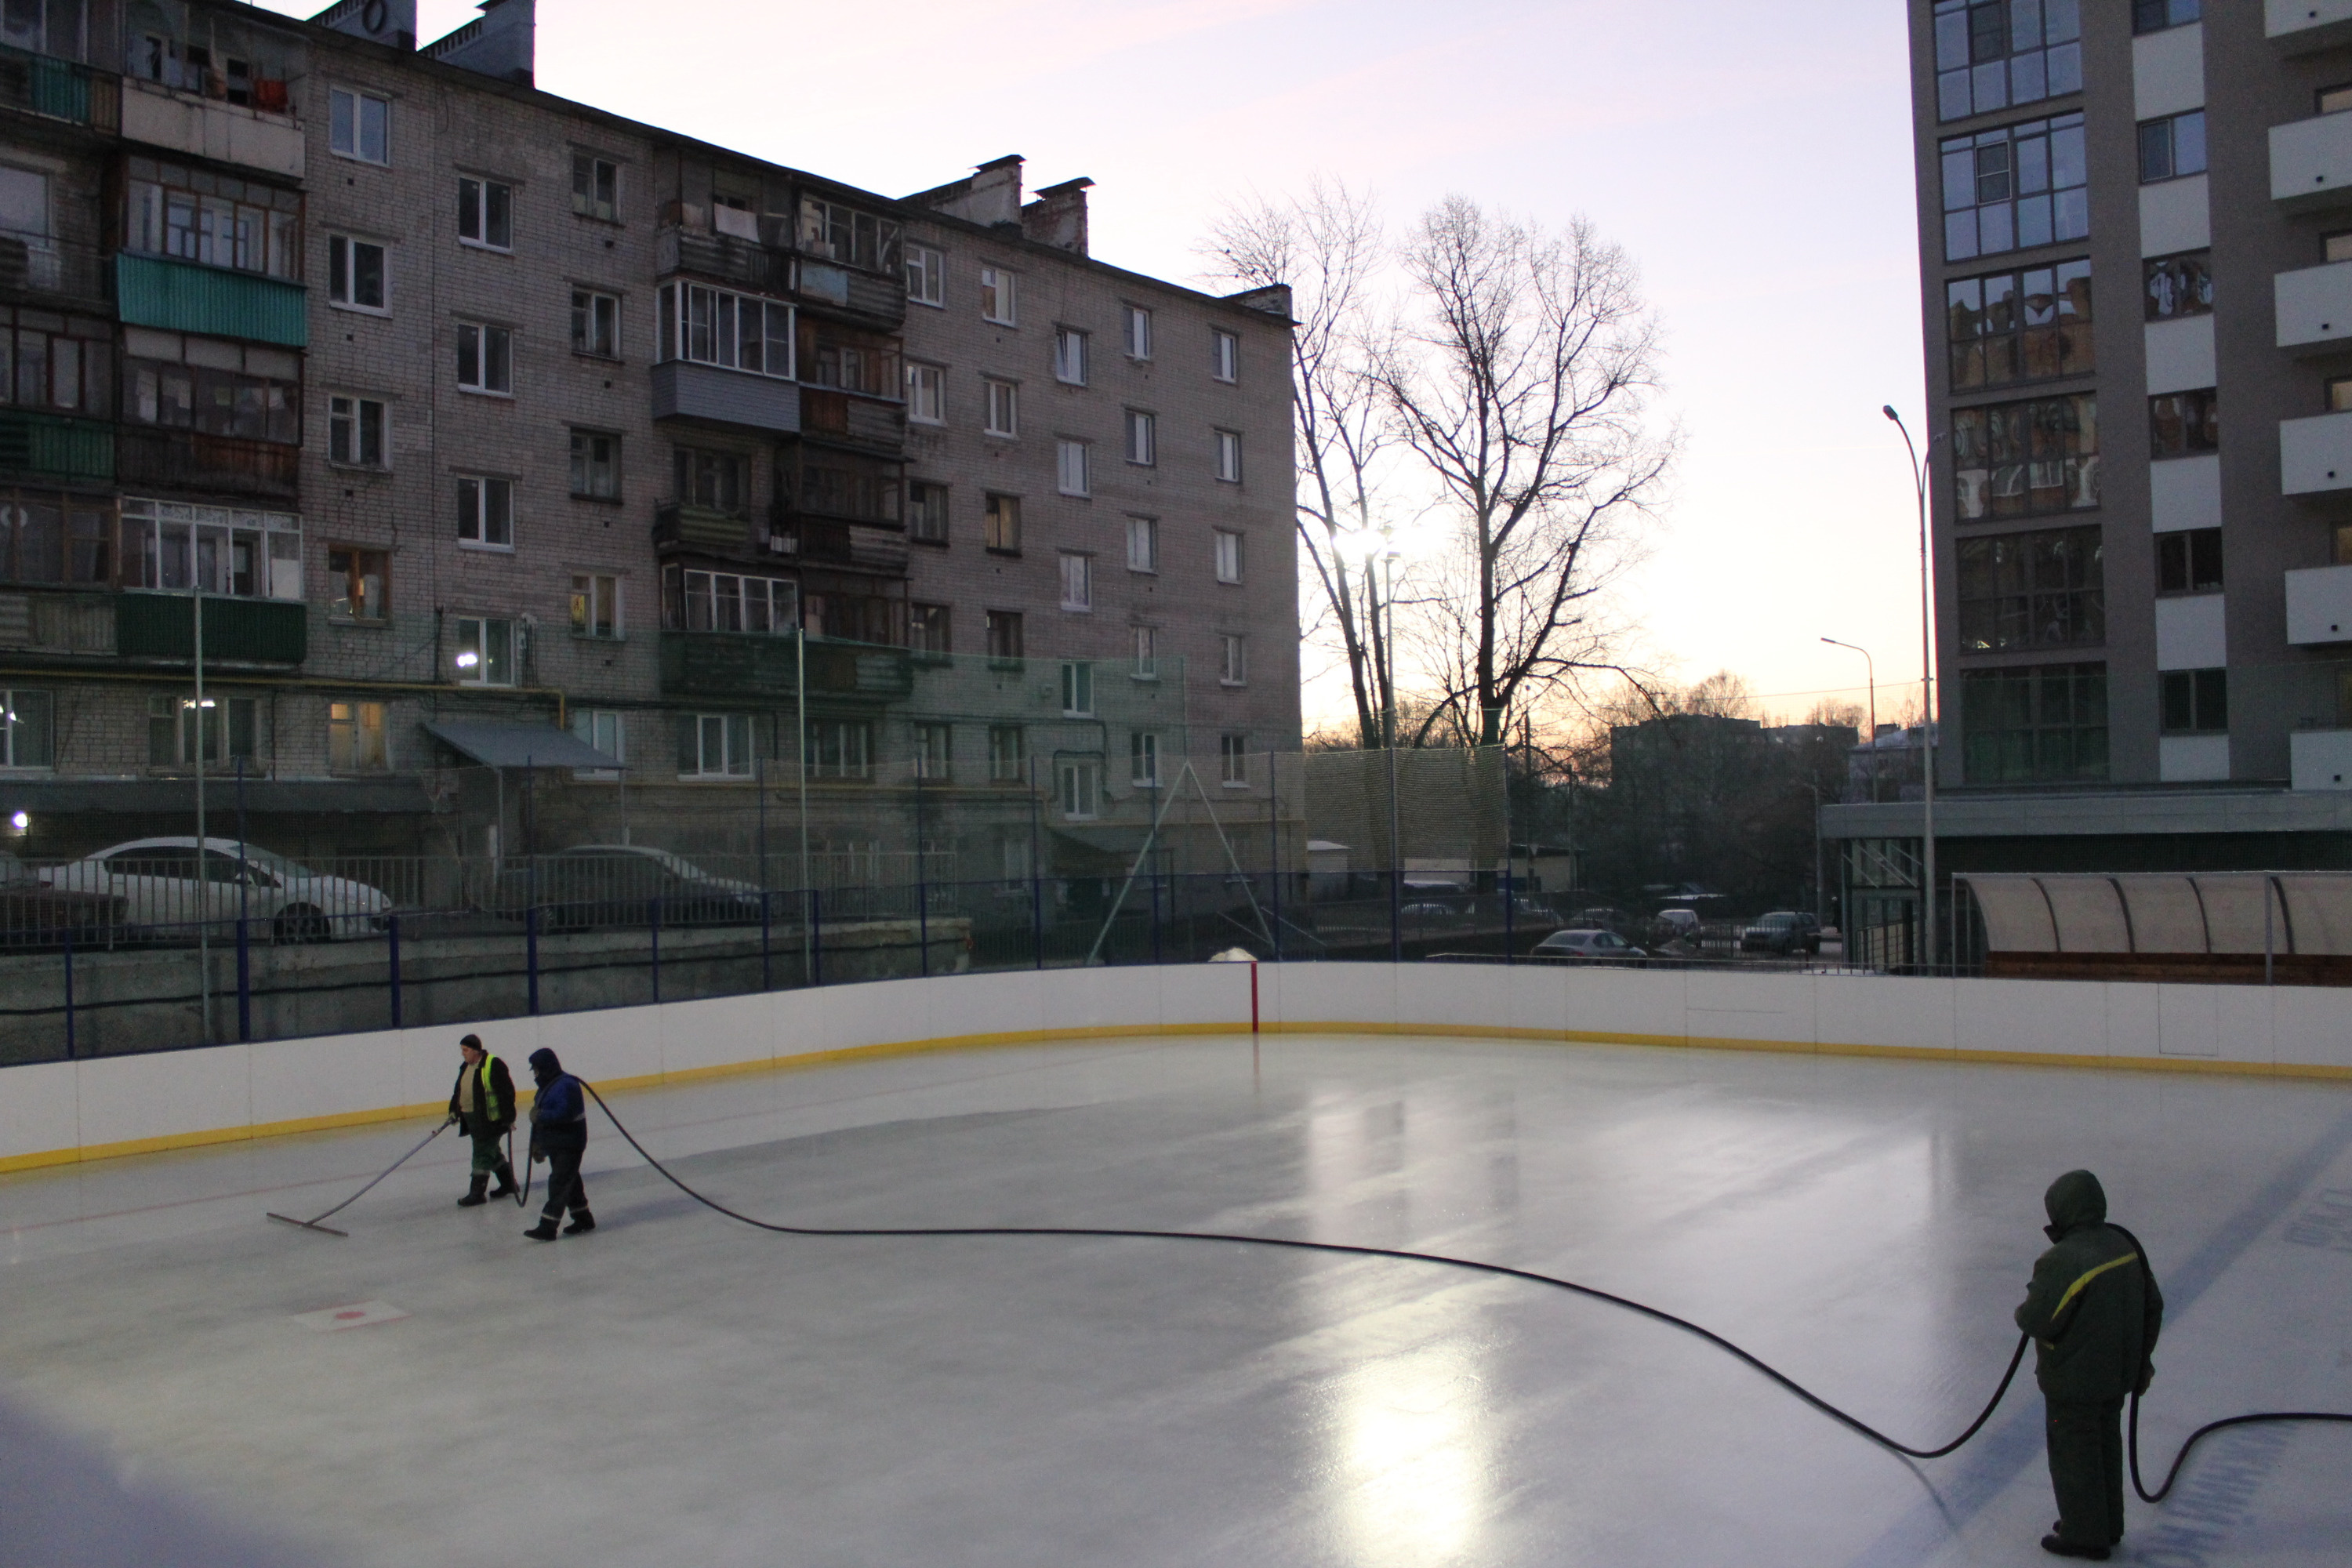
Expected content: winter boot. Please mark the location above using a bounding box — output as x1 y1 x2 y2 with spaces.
489 1160 518 1199
563 1210 596 1236
524 1218 561 1241
457 1173 490 1207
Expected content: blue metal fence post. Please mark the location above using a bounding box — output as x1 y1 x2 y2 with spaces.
235 916 251 1041
526 905 540 1015
760 891 771 992
388 914 403 1031
649 895 662 1004
61 928 74 1060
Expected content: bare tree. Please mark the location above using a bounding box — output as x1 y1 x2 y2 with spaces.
1377 198 1673 747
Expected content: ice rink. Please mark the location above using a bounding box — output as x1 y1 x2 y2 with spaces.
2 1030 2348 1567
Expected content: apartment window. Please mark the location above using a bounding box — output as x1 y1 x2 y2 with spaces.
906 243 945 307
0 489 111 586
681 713 753 779
118 499 301 599
1214 429 1243 483
1221 734 1248 786
147 694 256 766
2143 252 2212 321
122 333 296 442
988 724 1025 782
451 616 516 686
797 198 901 272
572 153 618 221
1940 112 2086 262
806 719 873 782
2161 669 2227 734
907 481 949 542
985 610 1024 662
1058 439 1091 496
2132 0 2199 34
0 310 103 417
328 87 389 165
1123 304 1152 359
328 700 387 773
327 234 387 310
571 709 624 771
663 566 796 633
1125 408 1156 466
1058 759 1101 820
456 476 514 549
1054 328 1089 385
1220 633 1247 685
909 601 950 655
980 265 1017 325
571 290 619 358
984 492 1020 554
1061 660 1094 717
1955 525 2103 652
0 688 53 768
570 573 621 639
1059 551 1093 612
2139 111 2206 185
1132 625 1158 679
1131 731 1160 787
125 158 299 280
457 177 513 251
326 544 387 622
674 447 748 514
1947 257 2092 391
1933 0 2082 123
906 362 944 423
1126 515 1158 573
1213 328 1239 383
456 321 513 395
328 395 387 467
655 282 793 378
570 430 620 499
802 323 899 397
2157 528 2223 595
984 378 1018 437
1214 529 1243 584
1960 661 2107 782
1951 393 2097 520
2150 389 2218 457
913 723 953 782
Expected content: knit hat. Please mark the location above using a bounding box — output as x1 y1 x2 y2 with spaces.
459 1033 484 1054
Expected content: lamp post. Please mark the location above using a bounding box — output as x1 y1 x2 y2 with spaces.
1820 636 1877 802
1882 405 1940 975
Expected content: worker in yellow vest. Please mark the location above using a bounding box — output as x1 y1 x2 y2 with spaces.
447 1034 519 1207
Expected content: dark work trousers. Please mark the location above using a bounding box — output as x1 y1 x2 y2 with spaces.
2045 1396 2127 1547
539 1137 589 1220
466 1123 506 1175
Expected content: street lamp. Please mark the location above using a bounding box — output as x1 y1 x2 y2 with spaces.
1820 637 1878 801
1882 405 1940 975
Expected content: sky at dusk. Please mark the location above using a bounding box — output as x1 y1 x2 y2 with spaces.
260 0 1933 731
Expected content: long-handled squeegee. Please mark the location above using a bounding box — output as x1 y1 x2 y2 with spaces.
267 1120 452 1237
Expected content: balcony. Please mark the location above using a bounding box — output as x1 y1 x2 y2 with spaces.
2275 259 2352 354
652 500 774 560
651 360 799 435
786 519 910 576
2292 729 2352 789
2287 563 2352 643
119 77 302 178
794 260 908 330
655 224 792 295
0 411 112 485
799 388 906 456
116 592 307 666
2270 112 2352 215
2270 0 2352 53
0 588 114 655
0 232 106 303
115 254 307 348
659 630 912 703
2280 409 2352 494
114 427 299 502
0 44 118 129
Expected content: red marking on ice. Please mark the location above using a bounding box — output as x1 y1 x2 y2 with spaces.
334 1310 365 1320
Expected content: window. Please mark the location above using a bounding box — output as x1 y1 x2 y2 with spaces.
328 87 389 165
906 361 945 424
1059 551 1093 611
909 601 951 655
2157 528 2223 595
147 694 256 766
1214 529 1243 584
328 700 387 773
1940 112 2086 261
571 290 619 358
984 493 1020 554
126 158 299 279
451 616 515 685
457 177 513 251
1933 0 2082 123
1132 625 1158 679
984 378 1018 437
907 480 949 542
806 719 873 781
802 323 898 396
2139 111 2207 185
6 1 88 64
1214 429 1243 483
0 688 52 768
655 282 793 378
328 395 387 467
1220 633 1248 685
326 544 387 622
662 566 796 633
1057 439 1091 496
1127 515 1158 573
1955 525 2103 652
570 430 620 499
118 499 300 598
572 153 618 221
1947 258 2092 390
674 447 748 514
1124 304 1152 359
1131 731 1160 787
2331 376 2352 413
1058 759 1101 820
906 243 945 307
989 724 1026 783
122 333 297 441
914 723 953 782
0 308 106 417
980 265 1017 325
2150 389 2218 457
2161 669 2227 734
2132 0 2199 34
1221 734 1249 786
1961 661 2107 782
0 491 111 586
456 321 512 395
570 573 621 639
986 610 1024 662
1124 408 1156 466
1054 328 1089 385
2143 252 2211 322
456 476 514 549
1214 328 1239 383
571 709 624 772
682 713 753 778
797 198 901 272
0 162 43 250
1951 393 2097 520
328 235 387 310
1060 660 1094 717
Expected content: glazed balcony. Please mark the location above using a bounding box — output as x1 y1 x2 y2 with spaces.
114 254 307 348
119 75 302 178
114 427 299 503
651 360 800 436
0 232 107 304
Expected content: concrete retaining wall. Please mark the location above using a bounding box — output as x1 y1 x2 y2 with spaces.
5 961 2350 1174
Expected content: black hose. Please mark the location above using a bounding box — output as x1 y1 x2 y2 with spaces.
273 1120 449 1231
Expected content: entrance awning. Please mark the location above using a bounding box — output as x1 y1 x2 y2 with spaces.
423 721 622 771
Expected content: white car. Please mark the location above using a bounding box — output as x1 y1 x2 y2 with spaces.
43 837 392 942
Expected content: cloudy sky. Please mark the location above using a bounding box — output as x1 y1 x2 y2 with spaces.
263 0 1930 728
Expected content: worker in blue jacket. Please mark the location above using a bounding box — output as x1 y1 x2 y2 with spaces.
523 1047 593 1240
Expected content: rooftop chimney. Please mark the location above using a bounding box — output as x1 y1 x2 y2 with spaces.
423 0 534 85
1021 177 1092 256
903 155 1025 229
310 0 416 51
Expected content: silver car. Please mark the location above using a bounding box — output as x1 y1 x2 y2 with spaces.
43 837 392 942
1531 927 1648 962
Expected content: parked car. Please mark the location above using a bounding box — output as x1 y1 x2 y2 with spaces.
1650 907 1702 943
1532 927 1647 963
42 838 391 942
492 845 764 931
1396 899 1464 924
1740 911 1823 955
0 856 124 945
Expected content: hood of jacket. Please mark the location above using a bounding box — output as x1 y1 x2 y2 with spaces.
528 1047 562 1087
2043 1168 2107 1241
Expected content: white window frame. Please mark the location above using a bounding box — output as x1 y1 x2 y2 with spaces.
1054 327 1088 386
326 234 388 313
572 153 619 222
682 713 753 779
457 176 514 252
328 394 387 468
1060 659 1094 717
980 264 1018 325
989 724 1025 783
571 289 619 359
456 321 513 396
452 615 516 686
913 721 953 782
655 281 794 379
0 687 54 769
1124 408 1156 466
570 707 625 776
329 86 390 166
1124 303 1152 360
907 480 949 542
1214 328 1239 383
456 475 514 550
1059 551 1093 612
984 378 1018 438
906 361 944 424
1220 633 1247 686
570 572 622 639
328 699 389 774
1214 528 1243 585
1058 758 1102 821
1131 625 1157 681
1131 731 1160 788
569 428 620 499
1215 429 1243 483
805 718 874 782
1126 515 1157 573
1057 438 1090 497
906 242 945 307
1221 734 1249 786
